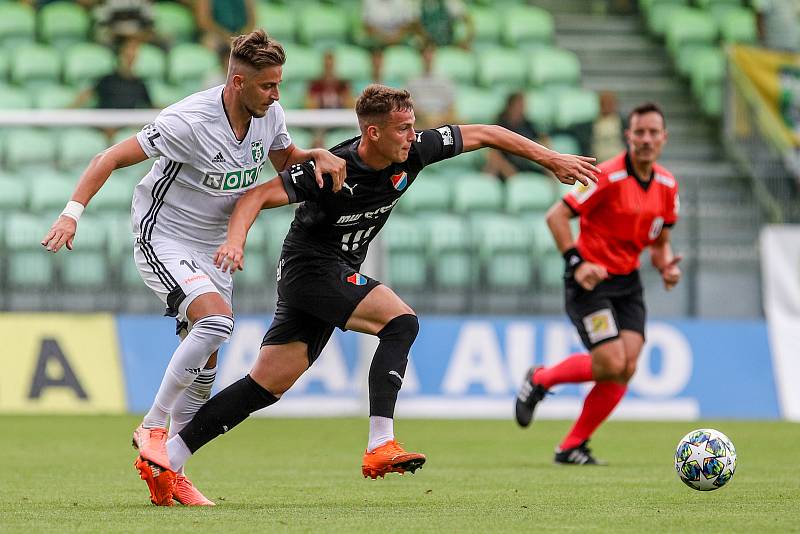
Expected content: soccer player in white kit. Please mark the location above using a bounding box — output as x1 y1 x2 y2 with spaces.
41 30 347 506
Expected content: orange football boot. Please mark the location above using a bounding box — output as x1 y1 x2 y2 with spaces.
134 455 177 506
132 424 170 469
361 440 426 479
174 474 216 506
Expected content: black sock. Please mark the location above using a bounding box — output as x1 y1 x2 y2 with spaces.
368 314 419 418
179 374 278 453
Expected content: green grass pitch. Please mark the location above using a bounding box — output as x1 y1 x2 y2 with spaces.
1 416 798 532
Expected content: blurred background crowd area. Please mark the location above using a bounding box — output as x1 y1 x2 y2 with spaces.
0 0 792 317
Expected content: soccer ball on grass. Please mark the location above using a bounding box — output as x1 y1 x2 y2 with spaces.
674 428 736 491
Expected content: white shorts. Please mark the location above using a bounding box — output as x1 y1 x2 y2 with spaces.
133 236 233 320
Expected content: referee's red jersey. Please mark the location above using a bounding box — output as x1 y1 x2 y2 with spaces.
563 151 679 275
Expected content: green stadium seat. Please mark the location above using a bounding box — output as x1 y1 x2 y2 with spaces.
477 48 528 90
505 174 558 213
147 81 193 109
455 86 506 124
665 9 717 70
33 84 80 109
473 214 532 258
101 212 134 260
38 1 90 47
0 2 35 49
549 133 581 155
528 48 581 89
59 128 108 171
689 48 725 100
433 47 477 84
322 128 360 148
644 0 690 36
502 5 554 49
60 251 109 289
120 252 143 288
522 213 557 254
0 85 34 109
387 250 428 290
63 44 115 88
696 0 743 17
0 176 28 211
486 252 533 290
112 126 143 146
452 175 504 214
5 212 52 251
525 89 557 132
8 251 55 288
134 43 167 83
154 2 196 45
10 44 61 88
281 44 323 82
90 179 133 212
70 215 108 251
333 45 371 82
29 177 73 213
555 89 600 130
538 250 565 289
298 4 348 48
720 8 757 44
383 215 429 290
383 46 423 83
421 213 474 290
382 214 427 252
256 3 297 43
458 6 501 46
287 128 314 150
397 178 451 214
266 209 295 263
4 129 56 170
168 44 219 88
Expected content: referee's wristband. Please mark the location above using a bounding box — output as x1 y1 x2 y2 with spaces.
563 247 584 271
60 200 85 223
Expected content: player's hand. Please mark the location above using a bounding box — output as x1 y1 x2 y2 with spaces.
40 215 77 253
546 153 600 187
661 255 682 291
214 241 244 273
312 149 347 192
574 261 609 291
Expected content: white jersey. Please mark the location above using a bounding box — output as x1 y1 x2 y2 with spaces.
133 85 291 252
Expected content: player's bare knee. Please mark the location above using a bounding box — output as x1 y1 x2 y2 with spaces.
592 345 627 381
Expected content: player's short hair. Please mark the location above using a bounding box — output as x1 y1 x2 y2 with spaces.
628 102 666 129
230 29 285 70
355 84 414 128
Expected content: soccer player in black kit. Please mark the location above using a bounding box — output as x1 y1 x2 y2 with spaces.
144 84 599 499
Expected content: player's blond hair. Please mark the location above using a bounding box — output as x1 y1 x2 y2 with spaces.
230 29 285 69
355 84 414 128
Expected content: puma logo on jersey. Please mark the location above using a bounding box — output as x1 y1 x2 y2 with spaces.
212 151 226 163
415 131 423 143
342 182 358 195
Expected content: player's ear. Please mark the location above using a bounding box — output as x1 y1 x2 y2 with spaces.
366 124 380 141
231 73 245 90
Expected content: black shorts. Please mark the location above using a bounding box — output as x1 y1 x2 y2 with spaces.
565 270 646 351
261 256 381 363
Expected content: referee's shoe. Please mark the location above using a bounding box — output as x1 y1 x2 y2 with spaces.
514 366 549 427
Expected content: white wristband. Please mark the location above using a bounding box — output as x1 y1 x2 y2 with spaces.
61 200 85 222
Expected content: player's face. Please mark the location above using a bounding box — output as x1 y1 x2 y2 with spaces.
626 111 667 165
241 65 282 118
376 109 416 163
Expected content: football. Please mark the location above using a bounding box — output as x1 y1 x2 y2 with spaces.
674 428 737 491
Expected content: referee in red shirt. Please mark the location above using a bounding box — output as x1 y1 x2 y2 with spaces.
515 102 681 464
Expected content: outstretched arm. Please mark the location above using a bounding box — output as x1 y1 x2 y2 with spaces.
459 124 599 186
41 136 148 253
215 176 291 273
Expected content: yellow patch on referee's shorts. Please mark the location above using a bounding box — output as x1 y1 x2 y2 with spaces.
582 309 618 344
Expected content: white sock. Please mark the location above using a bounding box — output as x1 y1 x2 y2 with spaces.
142 315 233 428
166 435 193 472
169 367 216 438
367 416 394 452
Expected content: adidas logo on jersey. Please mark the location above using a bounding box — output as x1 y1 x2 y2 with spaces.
212 152 226 163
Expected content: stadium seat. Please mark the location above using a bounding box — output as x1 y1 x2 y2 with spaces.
256 2 297 43
696 0 743 18
387 250 428 290
287 128 314 150
502 5 554 49
538 250 565 289
281 44 323 82
0 176 28 211
133 43 167 83
689 48 725 101
322 128 361 148
397 178 451 214
29 177 74 213
333 45 371 83
528 48 582 89
477 48 528 90
382 214 427 252
383 46 423 83
473 214 533 258
458 6 501 47
168 44 219 88
33 84 80 109
644 0 690 36
147 81 193 109
4 129 57 170
8 251 54 288
486 252 533 290
383 215 429 290
266 209 295 263
38 1 90 47
452 175 504 214
421 213 474 290
5 212 52 251
720 8 757 44
433 47 478 85
505 174 558 213
525 89 557 133
455 86 506 124
63 44 115 88
10 44 61 88
59 128 108 171
236 251 270 289
154 2 196 45
60 251 109 289
555 89 600 130
522 213 558 254
120 253 143 288
665 9 717 72
0 2 35 49
90 179 134 212
0 85 34 109
297 4 349 49
549 134 581 156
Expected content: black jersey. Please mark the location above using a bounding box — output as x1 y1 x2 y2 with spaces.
278 125 464 266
